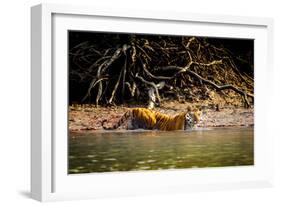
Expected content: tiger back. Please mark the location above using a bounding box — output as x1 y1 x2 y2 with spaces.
102 107 202 131
153 112 187 131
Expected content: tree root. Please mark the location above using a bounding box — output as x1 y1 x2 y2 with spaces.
69 35 254 108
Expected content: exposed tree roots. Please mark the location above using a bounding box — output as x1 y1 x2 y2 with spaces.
69 34 254 108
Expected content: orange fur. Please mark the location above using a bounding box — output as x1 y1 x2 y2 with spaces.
103 107 202 131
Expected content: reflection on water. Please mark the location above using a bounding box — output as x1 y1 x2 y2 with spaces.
68 127 254 174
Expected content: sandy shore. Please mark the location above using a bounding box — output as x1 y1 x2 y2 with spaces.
68 101 254 132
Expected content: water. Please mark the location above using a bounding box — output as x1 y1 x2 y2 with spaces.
68 127 253 174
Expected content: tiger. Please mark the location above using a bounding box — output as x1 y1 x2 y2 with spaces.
102 107 203 131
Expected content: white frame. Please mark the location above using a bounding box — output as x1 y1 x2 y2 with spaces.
31 3 274 202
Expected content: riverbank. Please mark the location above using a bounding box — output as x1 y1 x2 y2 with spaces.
68 101 254 132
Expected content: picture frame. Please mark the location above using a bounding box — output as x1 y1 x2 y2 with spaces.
31 3 274 202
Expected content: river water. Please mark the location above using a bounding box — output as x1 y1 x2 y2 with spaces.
68 127 253 174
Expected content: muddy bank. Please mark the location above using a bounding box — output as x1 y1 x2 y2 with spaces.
69 101 253 132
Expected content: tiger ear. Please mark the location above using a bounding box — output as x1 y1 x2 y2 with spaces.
197 108 205 117
194 105 202 112
186 105 192 112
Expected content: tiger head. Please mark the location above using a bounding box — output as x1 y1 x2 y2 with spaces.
184 109 203 129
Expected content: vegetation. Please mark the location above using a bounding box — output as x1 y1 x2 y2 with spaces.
69 32 254 108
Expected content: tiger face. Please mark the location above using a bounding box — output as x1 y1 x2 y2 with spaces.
184 110 202 129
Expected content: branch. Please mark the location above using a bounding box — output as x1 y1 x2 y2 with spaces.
187 70 253 107
135 73 162 104
82 46 129 103
125 81 137 97
155 61 253 107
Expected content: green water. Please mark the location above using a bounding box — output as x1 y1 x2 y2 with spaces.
68 127 253 174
